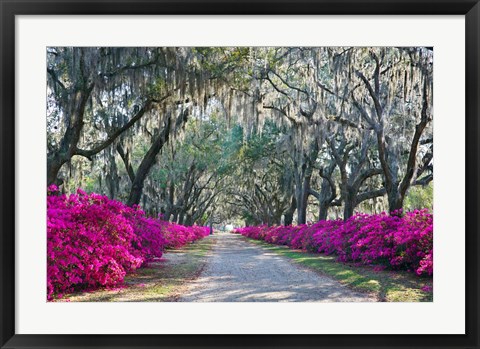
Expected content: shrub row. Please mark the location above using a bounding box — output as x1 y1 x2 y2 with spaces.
233 210 433 276
47 186 209 300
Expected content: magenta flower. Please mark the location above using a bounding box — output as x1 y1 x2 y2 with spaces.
47 188 209 300
233 209 433 277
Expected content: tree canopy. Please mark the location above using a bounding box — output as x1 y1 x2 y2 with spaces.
47 47 433 225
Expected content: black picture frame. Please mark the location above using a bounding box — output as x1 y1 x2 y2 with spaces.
1 1 478 348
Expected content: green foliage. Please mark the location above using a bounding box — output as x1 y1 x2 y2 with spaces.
405 182 433 211
148 77 167 97
238 120 284 164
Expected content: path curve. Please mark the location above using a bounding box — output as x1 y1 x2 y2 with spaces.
178 231 375 302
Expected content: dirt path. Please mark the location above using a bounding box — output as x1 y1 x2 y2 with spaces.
178 231 375 302
60 236 216 302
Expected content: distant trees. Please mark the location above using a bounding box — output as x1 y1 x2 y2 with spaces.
153 114 241 225
229 121 293 226
47 46 433 225
241 47 433 221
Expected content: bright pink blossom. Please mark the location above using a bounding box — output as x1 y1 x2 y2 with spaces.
47 187 209 300
233 210 433 276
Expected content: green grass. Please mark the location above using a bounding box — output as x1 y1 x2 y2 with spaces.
59 236 216 302
245 237 433 302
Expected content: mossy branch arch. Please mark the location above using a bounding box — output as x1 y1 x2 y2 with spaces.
47 47 433 225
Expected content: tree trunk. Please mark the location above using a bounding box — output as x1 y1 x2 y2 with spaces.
318 202 329 221
47 83 94 186
284 196 296 226
172 211 179 223
163 180 175 220
316 171 336 222
297 173 311 225
387 188 404 214
343 199 355 221
127 109 189 206
272 215 282 226
127 109 189 207
297 195 306 224
296 185 309 224
116 144 136 182
284 213 294 226
47 156 68 186
127 117 172 206
178 211 185 225
185 214 194 226
342 189 357 221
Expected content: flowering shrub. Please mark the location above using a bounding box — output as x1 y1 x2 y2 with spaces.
233 210 433 276
47 186 209 300
161 221 210 249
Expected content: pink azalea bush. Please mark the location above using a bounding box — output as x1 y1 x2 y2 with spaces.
233 210 433 276
47 185 209 300
162 221 211 249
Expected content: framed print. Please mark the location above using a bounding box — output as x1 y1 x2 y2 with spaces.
1 0 479 348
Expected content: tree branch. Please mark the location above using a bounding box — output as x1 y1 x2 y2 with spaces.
351 93 376 129
399 78 431 198
269 69 309 97
76 93 171 159
352 168 383 191
413 174 433 187
355 69 383 120
356 188 387 204
116 144 136 182
47 68 66 90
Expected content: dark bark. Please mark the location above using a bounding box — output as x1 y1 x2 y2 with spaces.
283 196 296 226
184 214 194 227
297 173 311 225
294 142 319 225
47 85 94 185
398 79 431 204
356 188 387 203
75 99 157 159
177 211 185 225
387 187 403 214
172 211 179 223
309 160 338 221
127 109 189 207
343 192 355 221
126 117 173 206
328 134 385 220
353 51 432 215
413 174 433 187
382 80 430 213
175 163 197 223
116 144 136 183
162 179 176 221
105 159 120 199
47 156 68 187
318 203 329 221
316 178 336 221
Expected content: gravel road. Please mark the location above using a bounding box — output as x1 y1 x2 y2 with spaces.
178 231 375 302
